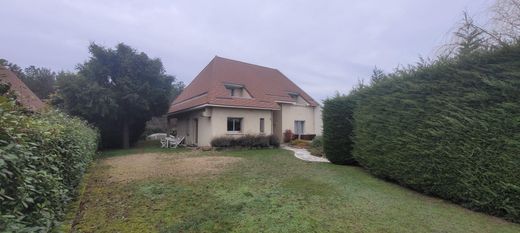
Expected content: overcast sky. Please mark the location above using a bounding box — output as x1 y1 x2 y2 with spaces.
1 0 493 102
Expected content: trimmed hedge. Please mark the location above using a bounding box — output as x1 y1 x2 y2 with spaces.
0 95 99 231
322 95 357 164
352 45 520 222
211 134 279 149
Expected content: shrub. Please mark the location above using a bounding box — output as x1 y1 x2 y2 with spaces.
210 136 234 148
322 95 357 164
268 135 280 148
308 136 325 157
290 139 311 148
311 136 323 148
210 134 279 149
0 96 99 232
352 44 520 222
283 129 292 143
253 135 270 148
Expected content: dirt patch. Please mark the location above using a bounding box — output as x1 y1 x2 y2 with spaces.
102 153 243 183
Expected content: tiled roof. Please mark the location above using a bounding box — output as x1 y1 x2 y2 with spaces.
168 56 317 114
0 65 45 111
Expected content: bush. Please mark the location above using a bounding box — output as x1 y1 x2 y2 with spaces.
0 96 99 231
283 129 292 143
210 134 279 149
308 136 325 157
352 44 520 222
311 136 323 148
290 139 311 148
269 135 280 148
322 95 357 164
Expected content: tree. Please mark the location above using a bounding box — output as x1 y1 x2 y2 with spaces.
54 43 178 148
369 67 386 85
492 0 520 42
454 13 488 55
22 66 56 99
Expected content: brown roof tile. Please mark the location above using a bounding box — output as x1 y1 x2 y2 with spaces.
168 56 317 114
0 65 45 111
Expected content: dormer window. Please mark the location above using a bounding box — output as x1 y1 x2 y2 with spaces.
224 83 252 98
288 92 299 101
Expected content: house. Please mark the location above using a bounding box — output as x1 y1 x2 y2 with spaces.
167 56 322 147
0 65 45 111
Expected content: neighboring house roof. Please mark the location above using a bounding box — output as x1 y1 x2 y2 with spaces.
169 56 318 114
0 65 45 111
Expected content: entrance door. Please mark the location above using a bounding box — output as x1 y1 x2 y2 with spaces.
194 119 199 145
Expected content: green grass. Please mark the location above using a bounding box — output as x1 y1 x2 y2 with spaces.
96 140 189 158
63 146 520 233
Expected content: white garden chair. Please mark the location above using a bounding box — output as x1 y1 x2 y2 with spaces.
161 136 185 148
169 136 185 148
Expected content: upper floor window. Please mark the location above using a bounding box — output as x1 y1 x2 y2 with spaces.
224 83 251 98
288 92 299 102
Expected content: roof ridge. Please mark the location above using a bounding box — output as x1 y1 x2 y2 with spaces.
214 56 278 71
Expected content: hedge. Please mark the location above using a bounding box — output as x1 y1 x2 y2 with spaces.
322 95 357 164
210 134 279 149
0 94 99 232
352 44 520 222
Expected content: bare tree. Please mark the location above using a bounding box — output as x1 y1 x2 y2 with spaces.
491 0 520 41
438 0 520 57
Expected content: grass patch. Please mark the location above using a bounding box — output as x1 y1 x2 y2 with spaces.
97 140 189 158
62 145 520 232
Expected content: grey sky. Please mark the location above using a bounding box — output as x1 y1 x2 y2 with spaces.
1 0 492 102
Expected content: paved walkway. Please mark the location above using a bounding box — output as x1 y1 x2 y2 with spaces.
281 145 330 163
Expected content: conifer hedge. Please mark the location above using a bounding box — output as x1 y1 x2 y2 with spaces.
0 94 99 231
322 95 357 164
352 45 520 222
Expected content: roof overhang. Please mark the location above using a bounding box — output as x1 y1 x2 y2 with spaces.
168 103 279 117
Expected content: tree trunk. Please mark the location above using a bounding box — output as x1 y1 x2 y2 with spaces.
122 119 130 149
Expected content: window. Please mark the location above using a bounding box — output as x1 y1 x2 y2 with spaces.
229 88 235 96
288 92 299 102
294 120 304 135
259 118 265 133
227 118 242 132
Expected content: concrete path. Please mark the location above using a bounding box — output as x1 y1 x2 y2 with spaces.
282 145 330 163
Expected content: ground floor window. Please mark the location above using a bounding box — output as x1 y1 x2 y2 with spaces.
260 118 265 133
294 120 304 134
227 117 242 132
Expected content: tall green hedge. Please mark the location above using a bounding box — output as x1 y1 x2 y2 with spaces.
0 95 99 232
352 45 520 222
322 95 357 164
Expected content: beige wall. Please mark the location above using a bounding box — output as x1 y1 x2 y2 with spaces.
173 109 212 146
172 107 273 147
314 105 323 136
172 104 322 147
273 103 322 139
211 107 273 138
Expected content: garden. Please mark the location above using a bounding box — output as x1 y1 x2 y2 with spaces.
58 143 520 233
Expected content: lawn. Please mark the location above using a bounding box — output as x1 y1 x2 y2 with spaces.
60 144 520 233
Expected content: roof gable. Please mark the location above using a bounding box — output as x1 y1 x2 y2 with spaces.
0 65 45 111
169 56 317 114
